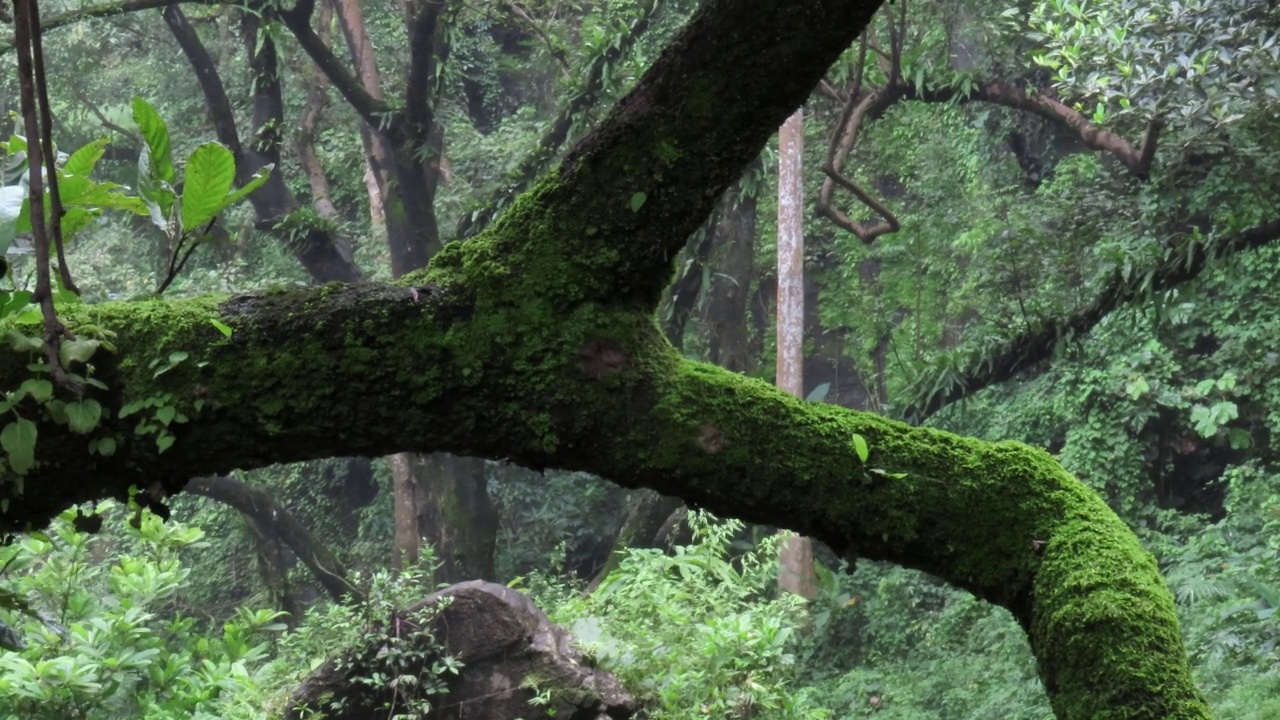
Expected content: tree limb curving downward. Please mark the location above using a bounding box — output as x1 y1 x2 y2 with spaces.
0 2 1211 718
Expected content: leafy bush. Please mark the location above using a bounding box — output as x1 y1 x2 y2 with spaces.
546 513 828 720
0 505 285 720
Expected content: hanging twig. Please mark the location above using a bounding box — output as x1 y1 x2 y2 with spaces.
10 0 75 388
156 219 217 295
31 5 77 296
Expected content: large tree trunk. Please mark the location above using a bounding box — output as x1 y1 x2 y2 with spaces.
592 163 761 589
1 2 1216 717
390 453 497 583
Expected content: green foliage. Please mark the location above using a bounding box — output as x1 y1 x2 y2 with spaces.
491 465 631 581
1014 0 1280 127
0 504 462 720
132 98 271 289
0 505 285 720
548 513 828 720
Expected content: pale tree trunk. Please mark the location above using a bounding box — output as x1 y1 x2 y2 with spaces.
776 108 817 599
363 166 384 227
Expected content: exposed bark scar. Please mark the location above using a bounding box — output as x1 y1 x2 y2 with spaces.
698 424 727 453
579 339 629 378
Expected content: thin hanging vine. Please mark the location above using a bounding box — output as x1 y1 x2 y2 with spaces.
9 0 78 388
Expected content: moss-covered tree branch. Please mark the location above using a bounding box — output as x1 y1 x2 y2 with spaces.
0 1 1213 717
0 258 1210 717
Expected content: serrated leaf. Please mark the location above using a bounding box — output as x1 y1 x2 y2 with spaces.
181 142 236 231
852 433 869 464
19 379 52 403
1 419 36 474
65 399 103 434
131 97 173 185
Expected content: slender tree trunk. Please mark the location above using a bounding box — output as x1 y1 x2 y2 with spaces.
389 453 496 582
776 108 817 599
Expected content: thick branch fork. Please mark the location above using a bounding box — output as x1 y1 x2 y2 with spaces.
0 1 1211 717
0 266 1207 718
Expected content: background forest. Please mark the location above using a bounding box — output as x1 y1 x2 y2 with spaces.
0 0 1278 718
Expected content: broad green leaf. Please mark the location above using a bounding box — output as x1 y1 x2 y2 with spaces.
137 147 175 226
6 329 42 353
63 138 109 177
156 434 175 453
65 399 102 434
0 291 30 318
59 337 99 366
629 191 647 212
18 379 52 403
0 185 26 250
96 436 117 457
805 382 831 403
59 207 100 240
852 433 869 464
222 164 273 207
181 142 236 231
65 181 148 214
155 405 176 426
1 419 36 474
131 97 173 184
210 319 233 338
3 134 26 155
118 399 149 418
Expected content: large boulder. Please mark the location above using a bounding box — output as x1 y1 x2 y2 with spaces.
286 580 639 720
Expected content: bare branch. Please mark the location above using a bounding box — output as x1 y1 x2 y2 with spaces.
0 0 192 53
279 0 399 134
163 5 242 154
185 475 365 604
817 85 906 244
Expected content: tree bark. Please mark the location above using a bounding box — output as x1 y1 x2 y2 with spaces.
776 108 817 600
0 2 1213 717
